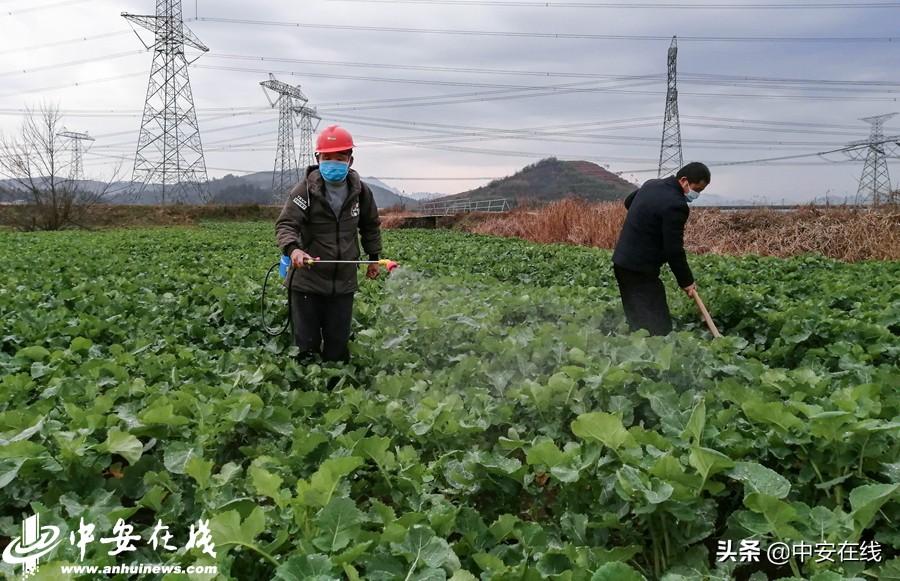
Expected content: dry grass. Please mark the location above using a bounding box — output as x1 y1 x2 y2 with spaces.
687 205 900 261
0 203 283 229
470 199 627 247
379 210 417 229
456 198 900 262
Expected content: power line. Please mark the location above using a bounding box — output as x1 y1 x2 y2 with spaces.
0 31 132 55
208 52 662 80
191 16 900 43
0 71 146 99
4 0 91 15
13 107 871 137
322 111 852 147
193 64 900 102
195 64 661 92
0 50 145 78
681 114 872 131
205 52 900 90
323 0 900 8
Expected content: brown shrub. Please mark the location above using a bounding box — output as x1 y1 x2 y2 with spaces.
471 198 626 247
446 199 899 262
0 203 282 229
687 205 900 261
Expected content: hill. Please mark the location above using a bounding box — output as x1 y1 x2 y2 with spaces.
1 171 417 210
436 158 637 206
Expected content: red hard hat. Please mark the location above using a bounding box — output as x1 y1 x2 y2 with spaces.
316 125 354 154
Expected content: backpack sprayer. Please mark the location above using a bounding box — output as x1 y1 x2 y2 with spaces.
260 255 399 337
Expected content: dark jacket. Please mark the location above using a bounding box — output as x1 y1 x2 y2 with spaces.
612 176 694 288
275 166 382 295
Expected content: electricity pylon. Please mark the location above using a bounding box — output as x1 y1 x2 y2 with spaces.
658 36 683 178
295 104 322 171
261 74 307 202
844 113 900 206
57 129 95 182
123 0 210 204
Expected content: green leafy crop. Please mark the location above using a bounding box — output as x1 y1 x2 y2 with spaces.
0 224 897 580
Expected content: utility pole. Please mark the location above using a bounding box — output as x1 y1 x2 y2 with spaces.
261 74 308 202
123 0 210 204
57 129 95 182
658 36 683 178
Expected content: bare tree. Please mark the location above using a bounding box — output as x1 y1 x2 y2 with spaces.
0 103 122 230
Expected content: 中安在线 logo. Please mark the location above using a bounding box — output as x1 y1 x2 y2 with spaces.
2 512 62 578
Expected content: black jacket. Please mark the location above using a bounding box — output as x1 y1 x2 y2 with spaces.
275 166 382 295
612 176 694 288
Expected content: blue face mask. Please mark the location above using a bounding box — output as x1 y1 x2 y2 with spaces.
686 189 701 203
319 160 350 182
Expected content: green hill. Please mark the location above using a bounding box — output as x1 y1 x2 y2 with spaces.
437 158 637 206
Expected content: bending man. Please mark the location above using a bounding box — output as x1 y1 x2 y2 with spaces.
612 162 710 335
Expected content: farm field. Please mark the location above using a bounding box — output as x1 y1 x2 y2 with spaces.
1 222 898 580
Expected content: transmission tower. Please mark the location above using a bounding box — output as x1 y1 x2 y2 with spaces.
261 74 308 202
295 104 322 171
844 113 900 206
658 36 683 178
57 129 95 182
123 0 210 204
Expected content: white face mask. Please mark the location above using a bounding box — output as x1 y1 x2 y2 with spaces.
680 178 702 202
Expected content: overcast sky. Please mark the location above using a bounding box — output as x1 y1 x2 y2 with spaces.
2 0 899 201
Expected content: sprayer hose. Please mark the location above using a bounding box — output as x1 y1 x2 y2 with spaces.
260 262 295 337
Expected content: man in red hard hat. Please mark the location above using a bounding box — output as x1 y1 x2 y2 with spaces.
275 125 383 363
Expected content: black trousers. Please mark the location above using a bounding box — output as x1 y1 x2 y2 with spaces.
290 291 354 362
613 264 673 336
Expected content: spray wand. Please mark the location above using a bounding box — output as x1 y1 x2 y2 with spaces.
264 256 400 336
299 258 399 271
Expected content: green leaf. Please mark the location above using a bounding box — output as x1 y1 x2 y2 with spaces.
681 400 706 444
0 457 26 489
356 436 395 468
249 462 285 508
185 456 214 489
102 428 143 465
276 554 338 581
141 404 191 426
591 562 647 581
16 346 50 361
849 483 898 533
489 514 518 541
616 466 674 505
394 525 451 569
69 337 93 354
571 412 631 450
688 446 734 490
313 497 365 553
333 541 373 566
741 400 803 432
297 456 364 508
744 493 800 538
727 462 791 499
210 507 266 550
526 438 565 467
163 442 200 475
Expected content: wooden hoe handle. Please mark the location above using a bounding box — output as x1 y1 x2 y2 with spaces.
691 289 722 338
